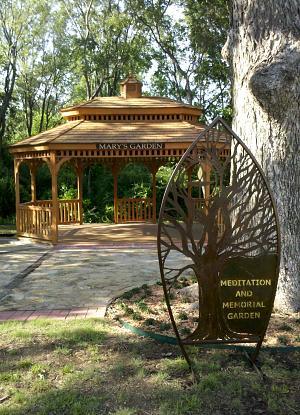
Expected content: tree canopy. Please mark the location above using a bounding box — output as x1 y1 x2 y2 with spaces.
0 0 230 221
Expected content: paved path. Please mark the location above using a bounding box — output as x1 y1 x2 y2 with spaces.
58 223 159 245
0 236 186 321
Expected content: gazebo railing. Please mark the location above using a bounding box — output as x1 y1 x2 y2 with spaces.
35 199 81 224
18 199 81 241
35 200 53 208
18 203 53 240
58 199 81 224
117 197 153 222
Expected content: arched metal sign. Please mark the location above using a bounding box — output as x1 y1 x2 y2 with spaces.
157 117 280 367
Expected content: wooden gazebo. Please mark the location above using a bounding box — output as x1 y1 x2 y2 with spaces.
10 76 228 244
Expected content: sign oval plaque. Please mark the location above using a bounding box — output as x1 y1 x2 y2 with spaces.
157 117 280 364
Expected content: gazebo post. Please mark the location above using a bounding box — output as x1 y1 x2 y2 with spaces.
112 164 119 224
151 163 159 224
50 152 59 244
29 162 37 203
76 161 84 224
14 159 20 234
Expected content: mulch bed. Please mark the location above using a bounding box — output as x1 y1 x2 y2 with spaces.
106 279 300 347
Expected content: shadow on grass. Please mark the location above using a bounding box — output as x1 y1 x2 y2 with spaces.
0 325 184 415
0 319 299 415
0 319 108 373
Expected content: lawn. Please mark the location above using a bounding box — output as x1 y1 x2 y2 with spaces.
0 225 16 236
0 318 299 415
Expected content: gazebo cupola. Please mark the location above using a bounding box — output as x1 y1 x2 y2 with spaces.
120 76 142 98
9 76 229 244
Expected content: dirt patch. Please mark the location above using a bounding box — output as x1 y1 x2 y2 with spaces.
106 280 300 347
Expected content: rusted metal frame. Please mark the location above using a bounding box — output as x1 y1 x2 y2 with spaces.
157 239 194 371
217 118 281 363
157 117 280 371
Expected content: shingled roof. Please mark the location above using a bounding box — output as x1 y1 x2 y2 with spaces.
61 96 201 112
10 120 206 149
10 77 204 151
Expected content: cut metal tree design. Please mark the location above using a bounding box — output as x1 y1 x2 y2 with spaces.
157 118 280 362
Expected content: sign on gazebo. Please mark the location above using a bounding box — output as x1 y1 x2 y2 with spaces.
157 117 280 368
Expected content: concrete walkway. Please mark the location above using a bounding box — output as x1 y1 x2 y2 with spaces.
0 229 186 321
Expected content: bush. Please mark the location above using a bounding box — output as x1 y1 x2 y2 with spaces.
0 176 15 219
59 184 77 200
82 199 103 223
101 205 114 223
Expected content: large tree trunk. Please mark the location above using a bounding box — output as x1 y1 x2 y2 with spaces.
223 1 300 311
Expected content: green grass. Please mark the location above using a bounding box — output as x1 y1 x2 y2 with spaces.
135 300 149 313
0 318 299 415
277 335 290 345
0 224 16 235
278 323 293 332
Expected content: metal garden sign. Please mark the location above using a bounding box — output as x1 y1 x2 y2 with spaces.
157 117 280 369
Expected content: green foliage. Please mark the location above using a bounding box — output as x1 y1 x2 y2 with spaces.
0 175 15 219
59 185 77 200
64 0 152 102
129 0 231 120
19 163 31 203
118 163 151 198
158 322 171 331
184 0 231 120
277 335 289 345
120 287 141 300
156 164 174 216
177 311 188 321
82 199 103 223
36 163 51 200
0 319 299 415
136 300 149 312
144 317 156 326
0 0 232 219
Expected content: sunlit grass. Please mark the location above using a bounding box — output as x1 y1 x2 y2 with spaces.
0 318 299 415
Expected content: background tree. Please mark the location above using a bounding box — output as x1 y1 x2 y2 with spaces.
184 0 231 120
16 4 69 137
0 0 232 222
223 0 300 311
129 0 231 120
0 0 29 162
61 0 152 101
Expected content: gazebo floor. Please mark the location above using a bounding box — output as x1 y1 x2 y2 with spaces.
58 222 158 246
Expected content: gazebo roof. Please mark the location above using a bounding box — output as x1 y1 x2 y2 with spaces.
10 76 205 152
61 96 201 113
10 120 206 149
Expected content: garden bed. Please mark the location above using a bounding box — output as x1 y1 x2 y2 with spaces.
106 279 300 348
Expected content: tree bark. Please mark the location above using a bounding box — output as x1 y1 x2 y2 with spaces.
0 53 17 159
223 0 300 311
